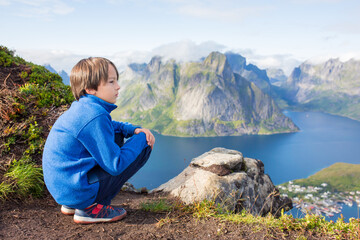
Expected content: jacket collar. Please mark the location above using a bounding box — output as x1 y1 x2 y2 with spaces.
79 94 117 113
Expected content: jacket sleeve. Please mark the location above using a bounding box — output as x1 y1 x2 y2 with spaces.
111 120 141 138
78 114 148 176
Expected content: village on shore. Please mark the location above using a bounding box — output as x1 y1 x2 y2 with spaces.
279 181 360 218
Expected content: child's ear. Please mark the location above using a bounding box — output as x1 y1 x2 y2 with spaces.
85 88 96 95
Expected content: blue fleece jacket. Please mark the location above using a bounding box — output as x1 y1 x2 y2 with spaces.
42 94 148 209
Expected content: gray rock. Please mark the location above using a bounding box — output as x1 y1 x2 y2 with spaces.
152 148 292 216
121 182 138 192
191 148 243 169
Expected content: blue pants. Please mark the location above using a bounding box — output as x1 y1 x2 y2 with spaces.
87 133 151 206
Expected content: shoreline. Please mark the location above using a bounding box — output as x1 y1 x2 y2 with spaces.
279 181 360 220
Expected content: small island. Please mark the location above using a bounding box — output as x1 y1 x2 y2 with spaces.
278 162 360 217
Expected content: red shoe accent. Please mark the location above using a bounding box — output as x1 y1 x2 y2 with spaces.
91 204 103 215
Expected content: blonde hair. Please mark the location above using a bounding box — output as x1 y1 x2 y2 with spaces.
70 57 119 100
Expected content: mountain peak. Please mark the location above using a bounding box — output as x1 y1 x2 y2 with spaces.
225 52 246 72
44 64 69 85
44 64 57 74
129 63 147 72
224 52 271 93
203 52 232 79
148 56 162 72
203 52 227 69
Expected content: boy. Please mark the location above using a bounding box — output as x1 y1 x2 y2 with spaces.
42 57 155 224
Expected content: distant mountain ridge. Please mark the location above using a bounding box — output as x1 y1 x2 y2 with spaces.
225 52 272 93
276 58 360 121
112 52 298 137
44 64 70 85
266 68 287 86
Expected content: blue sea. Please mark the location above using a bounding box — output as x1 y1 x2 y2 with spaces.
125 111 360 221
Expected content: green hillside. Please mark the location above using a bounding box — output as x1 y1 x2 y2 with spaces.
292 162 360 192
0 46 73 200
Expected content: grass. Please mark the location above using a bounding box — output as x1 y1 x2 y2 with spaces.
0 182 15 201
146 198 360 239
3 161 44 199
140 199 174 213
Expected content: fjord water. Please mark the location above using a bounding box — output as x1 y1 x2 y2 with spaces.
128 111 360 220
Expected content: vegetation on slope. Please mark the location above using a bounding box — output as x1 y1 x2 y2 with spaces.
0 46 73 200
291 162 360 192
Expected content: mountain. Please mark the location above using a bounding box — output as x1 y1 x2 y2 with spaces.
112 52 298 137
225 52 272 93
266 68 287 86
44 64 70 85
44 64 57 74
58 70 70 85
277 58 360 121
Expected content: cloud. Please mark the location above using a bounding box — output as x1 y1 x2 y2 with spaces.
16 49 87 73
4 0 74 19
15 41 227 73
15 40 303 76
306 51 360 65
150 40 227 62
252 55 302 75
0 0 10 6
107 41 301 76
290 0 344 3
327 22 360 35
110 40 227 71
178 5 260 22
229 49 302 75
176 2 270 22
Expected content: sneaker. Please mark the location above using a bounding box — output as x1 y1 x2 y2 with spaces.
61 205 75 215
73 204 127 224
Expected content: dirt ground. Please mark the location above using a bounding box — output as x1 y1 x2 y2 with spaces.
0 191 331 240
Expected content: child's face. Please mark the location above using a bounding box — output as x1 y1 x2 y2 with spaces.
89 65 120 104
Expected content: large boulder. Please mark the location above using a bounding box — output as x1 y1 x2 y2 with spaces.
152 148 292 216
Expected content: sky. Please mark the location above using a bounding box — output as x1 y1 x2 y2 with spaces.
1 0 360 75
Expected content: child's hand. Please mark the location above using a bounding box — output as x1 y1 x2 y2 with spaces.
134 128 155 149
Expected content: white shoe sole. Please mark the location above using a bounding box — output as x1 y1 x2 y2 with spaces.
73 211 127 224
61 206 76 215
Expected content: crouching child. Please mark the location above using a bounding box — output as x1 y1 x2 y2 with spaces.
42 57 155 224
